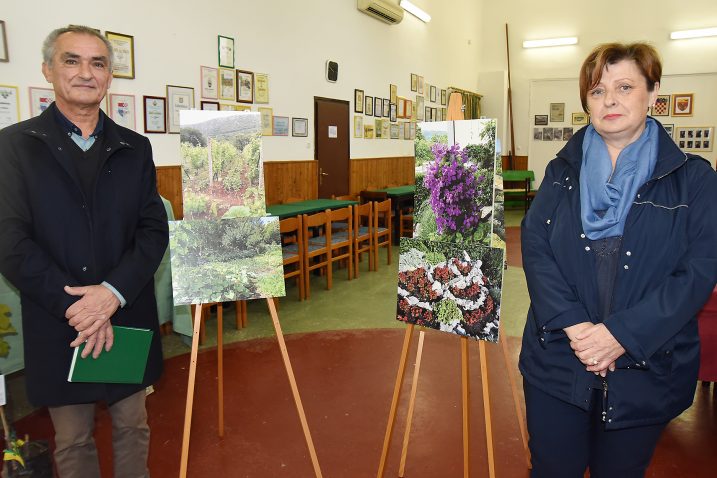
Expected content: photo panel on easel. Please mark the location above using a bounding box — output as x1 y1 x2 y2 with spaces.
179 110 266 219
397 237 505 342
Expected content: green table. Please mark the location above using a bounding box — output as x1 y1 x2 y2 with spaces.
376 185 416 198
266 199 358 219
502 170 535 212
371 185 416 244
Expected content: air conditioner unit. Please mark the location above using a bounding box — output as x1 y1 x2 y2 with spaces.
357 0 404 25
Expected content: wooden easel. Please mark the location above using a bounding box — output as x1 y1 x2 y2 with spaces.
179 298 323 478
376 324 530 478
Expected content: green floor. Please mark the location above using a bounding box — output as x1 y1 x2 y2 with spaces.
162 209 530 358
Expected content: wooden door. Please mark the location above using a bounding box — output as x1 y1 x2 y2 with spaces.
314 97 350 198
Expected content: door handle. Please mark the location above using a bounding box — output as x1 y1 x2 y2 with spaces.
319 168 328 186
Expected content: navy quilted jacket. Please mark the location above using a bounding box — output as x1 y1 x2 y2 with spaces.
519 121 717 429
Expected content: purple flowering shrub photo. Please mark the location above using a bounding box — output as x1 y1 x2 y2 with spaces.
414 143 493 244
396 238 504 341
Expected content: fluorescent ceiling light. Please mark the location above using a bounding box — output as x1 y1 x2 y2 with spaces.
670 27 717 40
400 0 431 23
523 37 578 48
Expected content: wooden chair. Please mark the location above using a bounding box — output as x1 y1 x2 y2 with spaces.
353 201 373 277
302 211 331 299
373 199 392 268
326 206 353 282
279 216 305 301
399 208 414 238
330 194 357 234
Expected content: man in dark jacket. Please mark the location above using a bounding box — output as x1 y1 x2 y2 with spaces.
0 25 168 478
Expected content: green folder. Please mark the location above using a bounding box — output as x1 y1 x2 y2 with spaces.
67 326 153 384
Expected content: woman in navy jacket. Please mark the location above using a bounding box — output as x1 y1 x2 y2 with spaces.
519 42 717 477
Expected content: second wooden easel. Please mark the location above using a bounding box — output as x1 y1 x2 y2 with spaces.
376 324 530 478
179 298 323 478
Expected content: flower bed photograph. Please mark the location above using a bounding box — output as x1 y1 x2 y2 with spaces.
396 237 504 342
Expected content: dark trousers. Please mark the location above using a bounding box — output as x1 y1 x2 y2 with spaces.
524 381 666 478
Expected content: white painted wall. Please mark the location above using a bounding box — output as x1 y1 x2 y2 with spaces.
478 0 717 178
0 0 482 165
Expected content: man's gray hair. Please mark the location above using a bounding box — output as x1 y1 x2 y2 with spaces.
42 25 114 69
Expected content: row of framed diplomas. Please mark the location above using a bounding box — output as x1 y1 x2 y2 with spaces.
0 84 195 134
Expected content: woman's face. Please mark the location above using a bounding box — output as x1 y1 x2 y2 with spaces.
587 59 659 147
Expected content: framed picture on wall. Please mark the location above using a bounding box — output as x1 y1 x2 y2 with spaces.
671 93 693 116
258 107 273 136
382 98 390 117
200 66 218 99
550 103 565 122
390 103 397 122
543 127 553 141
254 73 269 104
219 68 236 101
201 101 219 110
353 115 363 138
143 95 166 134
108 93 136 131
411 73 418 92
675 126 713 151
235 70 254 103
365 95 373 116
661 123 674 139
166 85 194 134
364 124 375 139
0 20 9 62
374 97 382 117
354 89 364 113
571 112 588 125
418 76 424 95
218 35 234 68
28 87 55 117
430 85 437 103
651 95 670 116
292 117 308 137
533 128 543 141
390 84 397 104
0 85 19 129
441 89 447 106
272 116 289 136
105 31 135 79
535 114 548 125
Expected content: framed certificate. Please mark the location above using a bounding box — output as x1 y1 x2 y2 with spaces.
0 85 20 128
200 66 218 99
109 93 136 130
254 73 269 104
28 87 55 117
166 85 195 134
143 95 166 133
258 107 272 136
292 117 308 137
272 116 289 136
218 35 234 68
105 31 135 79
219 68 235 101
236 70 254 104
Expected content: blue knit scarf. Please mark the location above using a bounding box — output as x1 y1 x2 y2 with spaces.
580 118 659 240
